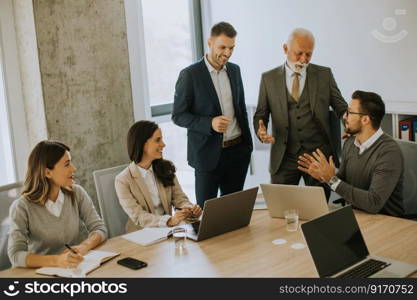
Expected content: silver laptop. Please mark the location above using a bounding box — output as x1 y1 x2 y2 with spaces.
260 184 329 220
186 187 258 242
301 206 417 278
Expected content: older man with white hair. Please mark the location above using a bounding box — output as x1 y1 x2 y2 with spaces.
253 28 347 200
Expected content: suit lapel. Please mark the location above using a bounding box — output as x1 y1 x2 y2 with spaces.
199 59 222 113
128 162 154 214
307 65 318 115
274 65 289 126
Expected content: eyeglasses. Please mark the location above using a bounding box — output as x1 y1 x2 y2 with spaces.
345 110 368 116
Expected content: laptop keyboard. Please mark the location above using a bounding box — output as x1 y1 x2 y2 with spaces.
337 259 391 278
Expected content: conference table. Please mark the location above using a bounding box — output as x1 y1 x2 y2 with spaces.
1 209 416 278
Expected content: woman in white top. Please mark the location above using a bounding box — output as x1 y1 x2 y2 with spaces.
115 120 202 232
8 141 107 268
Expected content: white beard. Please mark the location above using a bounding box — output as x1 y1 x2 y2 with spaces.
287 60 308 73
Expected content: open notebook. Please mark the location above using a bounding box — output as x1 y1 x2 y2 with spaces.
36 250 120 278
122 227 173 246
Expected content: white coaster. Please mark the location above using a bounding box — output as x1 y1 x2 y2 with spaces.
272 239 287 245
291 243 306 249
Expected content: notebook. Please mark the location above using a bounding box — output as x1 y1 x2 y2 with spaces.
36 250 120 278
122 227 174 246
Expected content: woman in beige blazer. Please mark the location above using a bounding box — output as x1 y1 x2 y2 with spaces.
115 120 202 232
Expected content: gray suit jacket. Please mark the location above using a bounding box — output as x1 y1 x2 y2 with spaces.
115 162 192 232
253 63 347 174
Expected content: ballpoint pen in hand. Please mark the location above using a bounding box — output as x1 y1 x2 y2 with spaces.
64 244 78 254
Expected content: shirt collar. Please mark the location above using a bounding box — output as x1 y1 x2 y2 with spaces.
47 189 64 205
285 61 306 78
354 128 384 152
137 164 154 178
204 54 227 73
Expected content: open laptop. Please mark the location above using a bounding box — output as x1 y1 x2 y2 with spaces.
301 206 417 278
186 187 258 242
260 184 329 220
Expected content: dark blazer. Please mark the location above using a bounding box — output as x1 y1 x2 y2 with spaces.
253 63 347 174
172 58 253 171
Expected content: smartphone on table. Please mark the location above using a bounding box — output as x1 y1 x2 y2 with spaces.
117 257 147 270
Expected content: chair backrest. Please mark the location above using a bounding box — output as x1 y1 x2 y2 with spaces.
93 164 129 238
396 139 417 215
0 182 22 270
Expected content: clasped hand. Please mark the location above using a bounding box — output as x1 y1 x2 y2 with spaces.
167 205 202 227
212 116 231 133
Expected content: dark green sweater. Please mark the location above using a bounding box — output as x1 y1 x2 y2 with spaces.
336 134 404 216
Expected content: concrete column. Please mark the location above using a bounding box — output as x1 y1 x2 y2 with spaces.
31 0 134 206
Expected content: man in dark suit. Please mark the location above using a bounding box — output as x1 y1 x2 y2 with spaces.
172 22 253 208
253 28 347 199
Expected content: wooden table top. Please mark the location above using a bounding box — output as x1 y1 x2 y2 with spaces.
1 209 416 278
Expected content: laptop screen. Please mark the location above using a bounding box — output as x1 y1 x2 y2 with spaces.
301 206 369 277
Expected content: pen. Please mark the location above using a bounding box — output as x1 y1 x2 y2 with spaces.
65 244 78 254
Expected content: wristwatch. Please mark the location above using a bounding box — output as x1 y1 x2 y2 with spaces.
328 176 339 186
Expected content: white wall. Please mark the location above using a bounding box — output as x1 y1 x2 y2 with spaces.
204 0 417 105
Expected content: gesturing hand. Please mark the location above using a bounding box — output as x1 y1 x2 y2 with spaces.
297 148 336 183
257 120 275 144
212 116 231 133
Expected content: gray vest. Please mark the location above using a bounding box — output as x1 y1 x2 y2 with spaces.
286 79 328 155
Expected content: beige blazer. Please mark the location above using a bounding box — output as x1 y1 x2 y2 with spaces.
115 162 192 232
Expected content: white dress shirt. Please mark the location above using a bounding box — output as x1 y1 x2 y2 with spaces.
329 128 384 191
354 128 384 155
285 61 307 98
204 55 242 142
137 165 170 227
45 189 65 217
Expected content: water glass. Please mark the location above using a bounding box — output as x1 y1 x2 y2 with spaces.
172 227 187 250
284 209 299 232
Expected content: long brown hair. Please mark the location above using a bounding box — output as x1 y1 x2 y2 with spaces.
22 140 74 205
127 120 176 187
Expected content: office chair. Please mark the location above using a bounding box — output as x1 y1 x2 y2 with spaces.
0 182 22 270
93 164 129 238
396 139 417 219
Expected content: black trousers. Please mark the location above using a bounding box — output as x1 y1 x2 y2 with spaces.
194 143 252 208
271 148 331 201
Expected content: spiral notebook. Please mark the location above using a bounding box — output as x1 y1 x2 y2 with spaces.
36 250 119 278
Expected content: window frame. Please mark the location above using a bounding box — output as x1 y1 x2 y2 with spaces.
0 0 30 187
124 0 204 119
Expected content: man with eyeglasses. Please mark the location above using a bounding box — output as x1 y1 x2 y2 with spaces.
253 28 347 200
298 90 404 217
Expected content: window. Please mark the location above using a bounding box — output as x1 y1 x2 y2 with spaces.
125 0 203 202
0 64 15 186
0 0 30 187
157 118 195 203
141 0 194 106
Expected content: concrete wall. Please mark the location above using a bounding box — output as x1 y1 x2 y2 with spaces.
31 0 134 206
